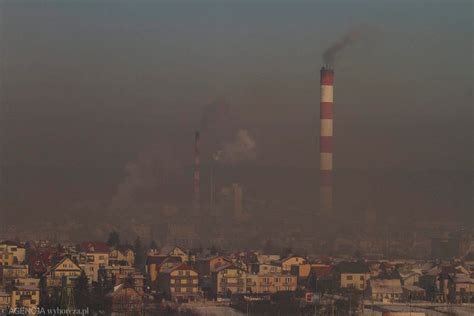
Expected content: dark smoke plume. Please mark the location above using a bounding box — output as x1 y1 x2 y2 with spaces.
200 98 232 132
323 28 364 67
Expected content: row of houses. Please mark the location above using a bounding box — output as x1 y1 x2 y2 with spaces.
145 247 474 305
1 239 473 312
0 240 144 312
146 248 299 302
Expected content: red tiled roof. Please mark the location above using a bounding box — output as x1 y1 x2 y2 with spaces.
311 265 333 278
146 255 182 266
80 242 110 253
172 263 197 272
29 251 58 273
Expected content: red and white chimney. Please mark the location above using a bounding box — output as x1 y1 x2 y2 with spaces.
320 67 334 214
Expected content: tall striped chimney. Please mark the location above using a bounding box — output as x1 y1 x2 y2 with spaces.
320 67 334 215
193 131 200 215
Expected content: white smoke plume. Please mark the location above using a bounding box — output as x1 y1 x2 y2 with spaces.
216 129 257 164
110 154 156 210
110 148 182 211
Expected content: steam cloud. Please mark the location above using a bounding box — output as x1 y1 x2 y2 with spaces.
216 129 257 164
110 149 181 211
110 154 155 210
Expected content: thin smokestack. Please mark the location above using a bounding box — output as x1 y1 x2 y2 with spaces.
193 131 200 216
320 67 334 215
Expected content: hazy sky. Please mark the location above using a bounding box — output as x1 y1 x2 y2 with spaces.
1 0 472 172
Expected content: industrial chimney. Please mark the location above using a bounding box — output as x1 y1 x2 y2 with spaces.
320 67 334 215
193 131 200 216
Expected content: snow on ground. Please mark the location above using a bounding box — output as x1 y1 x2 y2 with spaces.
363 303 474 316
190 306 246 316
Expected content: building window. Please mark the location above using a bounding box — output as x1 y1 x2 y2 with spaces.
360 275 364 280
346 275 353 280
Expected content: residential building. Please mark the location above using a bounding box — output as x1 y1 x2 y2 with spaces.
246 272 297 294
399 270 421 286
110 285 143 314
159 246 189 263
257 254 280 265
44 257 82 288
79 263 99 283
10 286 40 309
196 256 232 276
369 279 403 303
0 241 26 264
14 278 40 288
279 256 307 272
1 265 29 285
306 264 335 293
212 265 247 297
157 263 199 302
109 246 135 267
0 250 13 266
104 265 136 280
80 242 110 266
146 255 182 283
0 290 10 309
258 263 282 274
336 261 371 291
451 274 474 303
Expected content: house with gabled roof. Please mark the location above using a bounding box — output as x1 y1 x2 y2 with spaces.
43 257 82 288
159 246 189 263
109 245 135 267
146 255 182 283
80 241 110 266
278 255 307 272
109 284 143 314
335 261 371 291
196 256 232 277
